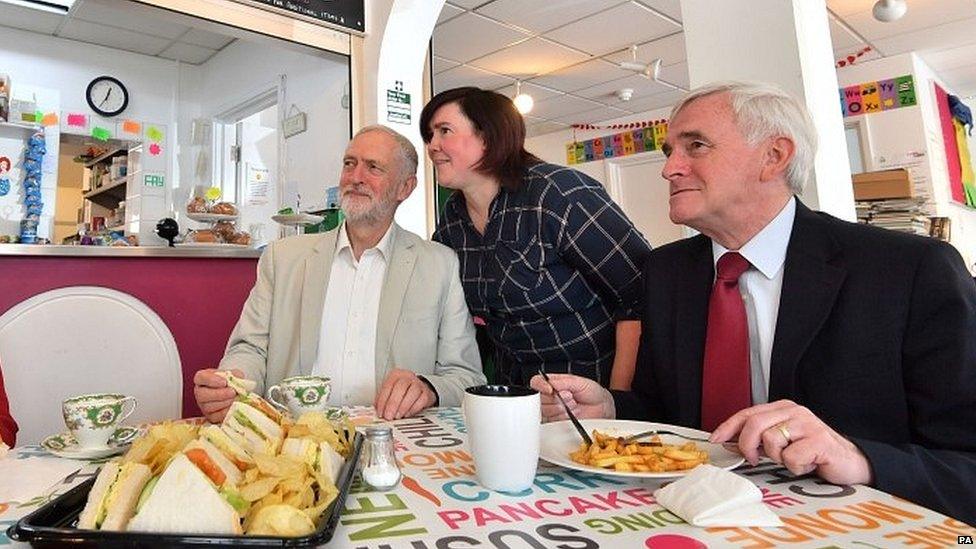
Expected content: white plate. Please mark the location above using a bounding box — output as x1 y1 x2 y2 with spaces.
185 212 238 222
174 242 250 248
272 213 324 226
540 419 744 479
40 425 144 460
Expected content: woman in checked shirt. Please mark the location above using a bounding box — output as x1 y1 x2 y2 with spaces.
421 87 652 388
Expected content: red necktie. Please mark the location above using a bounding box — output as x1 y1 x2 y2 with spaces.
701 252 752 431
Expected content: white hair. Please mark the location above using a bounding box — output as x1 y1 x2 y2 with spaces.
670 81 817 194
354 124 418 179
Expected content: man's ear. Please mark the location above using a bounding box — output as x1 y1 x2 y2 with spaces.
397 175 418 202
760 136 795 183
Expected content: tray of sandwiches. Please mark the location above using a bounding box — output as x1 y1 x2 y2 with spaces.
7 372 362 547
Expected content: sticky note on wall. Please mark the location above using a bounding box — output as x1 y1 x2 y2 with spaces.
41 113 59 127
122 120 141 135
67 113 87 127
146 125 163 142
91 126 112 141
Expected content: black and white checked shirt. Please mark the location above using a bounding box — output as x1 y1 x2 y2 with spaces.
433 162 652 386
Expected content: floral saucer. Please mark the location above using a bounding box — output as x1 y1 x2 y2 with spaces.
40 426 143 460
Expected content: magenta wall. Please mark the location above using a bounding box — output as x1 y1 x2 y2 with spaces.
0 255 258 418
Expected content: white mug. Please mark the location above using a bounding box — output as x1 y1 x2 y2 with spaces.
462 385 541 492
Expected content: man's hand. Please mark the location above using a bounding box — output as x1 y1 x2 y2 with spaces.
528 373 615 423
374 369 437 420
710 399 874 486
193 368 246 424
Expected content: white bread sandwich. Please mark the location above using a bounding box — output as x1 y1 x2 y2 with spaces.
77 461 152 531
280 438 345 485
215 370 257 396
126 453 243 535
235 392 285 425
223 400 284 455
182 438 243 487
199 424 254 472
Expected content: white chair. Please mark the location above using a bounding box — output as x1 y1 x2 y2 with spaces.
0 286 182 445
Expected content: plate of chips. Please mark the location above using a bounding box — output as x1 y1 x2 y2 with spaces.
539 419 744 479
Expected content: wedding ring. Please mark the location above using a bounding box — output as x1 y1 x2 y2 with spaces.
776 423 792 444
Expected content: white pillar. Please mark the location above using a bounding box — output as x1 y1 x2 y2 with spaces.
681 0 856 221
355 0 445 238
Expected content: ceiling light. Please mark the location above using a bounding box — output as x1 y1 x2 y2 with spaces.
512 81 534 115
0 0 76 15
872 0 907 22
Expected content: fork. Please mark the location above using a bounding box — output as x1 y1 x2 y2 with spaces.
537 369 594 446
623 429 712 444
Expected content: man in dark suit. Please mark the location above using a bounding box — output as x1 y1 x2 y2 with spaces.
533 82 976 524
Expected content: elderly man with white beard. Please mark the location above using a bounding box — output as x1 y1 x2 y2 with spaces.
194 125 485 422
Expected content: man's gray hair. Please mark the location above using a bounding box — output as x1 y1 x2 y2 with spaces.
670 81 818 194
354 124 419 179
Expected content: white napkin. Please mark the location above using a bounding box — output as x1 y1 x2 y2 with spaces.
654 464 783 527
0 456 82 503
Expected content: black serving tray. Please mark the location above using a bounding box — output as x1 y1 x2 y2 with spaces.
8 431 363 547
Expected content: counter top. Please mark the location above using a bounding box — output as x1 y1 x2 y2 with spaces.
0 244 263 258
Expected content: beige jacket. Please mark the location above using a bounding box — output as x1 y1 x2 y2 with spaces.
219 223 485 406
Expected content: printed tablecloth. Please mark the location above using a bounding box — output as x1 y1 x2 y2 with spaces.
1 407 972 548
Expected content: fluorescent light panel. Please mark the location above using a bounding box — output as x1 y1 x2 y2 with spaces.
0 0 76 15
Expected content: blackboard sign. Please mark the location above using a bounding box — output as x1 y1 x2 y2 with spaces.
239 0 364 33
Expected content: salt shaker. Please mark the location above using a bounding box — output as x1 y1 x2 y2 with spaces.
360 425 401 491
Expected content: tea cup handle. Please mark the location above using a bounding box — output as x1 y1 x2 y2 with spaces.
267 385 288 412
118 396 137 424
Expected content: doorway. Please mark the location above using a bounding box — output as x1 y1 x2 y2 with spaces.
605 153 689 247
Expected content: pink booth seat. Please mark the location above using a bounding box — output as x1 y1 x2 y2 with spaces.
0 255 257 418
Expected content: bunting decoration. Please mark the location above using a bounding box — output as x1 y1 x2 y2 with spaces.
836 46 872 68
566 120 668 165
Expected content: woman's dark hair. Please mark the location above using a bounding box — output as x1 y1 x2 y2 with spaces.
420 87 540 191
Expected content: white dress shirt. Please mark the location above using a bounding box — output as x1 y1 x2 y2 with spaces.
711 197 796 404
311 222 396 405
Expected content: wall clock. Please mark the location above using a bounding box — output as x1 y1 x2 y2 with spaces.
86 76 128 117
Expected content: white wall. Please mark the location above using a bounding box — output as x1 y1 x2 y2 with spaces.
838 53 976 269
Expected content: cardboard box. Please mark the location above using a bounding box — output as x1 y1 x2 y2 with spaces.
853 169 913 200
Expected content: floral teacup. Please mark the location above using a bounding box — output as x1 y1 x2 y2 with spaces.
62 393 137 449
267 375 331 417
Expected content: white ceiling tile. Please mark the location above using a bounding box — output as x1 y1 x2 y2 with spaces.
921 44 976 73
433 55 461 74
434 65 516 94
526 120 571 138
574 73 672 102
477 0 623 34
658 61 688 89
553 105 631 124
934 65 976 97
437 3 465 25
530 94 605 119
604 32 685 67
530 58 632 92
544 2 680 56
617 89 685 114
835 0 976 42
159 42 218 65
828 15 861 51
180 28 234 50
826 0 875 18
71 0 189 39
448 0 491 9
59 19 172 56
469 37 589 78
633 0 682 22
0 4 63 34
494 81 563 102
432 12 530 63
872 16 976 56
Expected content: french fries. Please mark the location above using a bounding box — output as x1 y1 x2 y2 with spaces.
569 430 709 473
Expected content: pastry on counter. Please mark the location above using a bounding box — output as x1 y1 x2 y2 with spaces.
209 202 238 215
212 221 237 242
228 232 251 246
187 196 208 213
186 229 218 243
